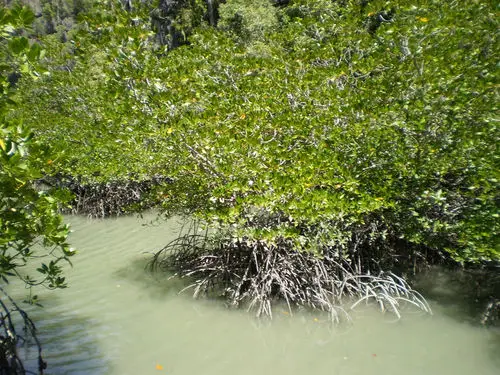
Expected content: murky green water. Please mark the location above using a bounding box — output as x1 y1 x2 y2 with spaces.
8 214 500 374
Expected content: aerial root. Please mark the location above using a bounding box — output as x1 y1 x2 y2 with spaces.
150 233 432 321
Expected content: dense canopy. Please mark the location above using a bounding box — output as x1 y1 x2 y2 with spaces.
1 0 499 371
15 0 498 263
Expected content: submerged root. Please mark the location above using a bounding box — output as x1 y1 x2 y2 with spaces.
150 232 432 322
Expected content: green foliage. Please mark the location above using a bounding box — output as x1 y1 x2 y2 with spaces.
219 0 278 42
15 0 499 263
0 5 73 296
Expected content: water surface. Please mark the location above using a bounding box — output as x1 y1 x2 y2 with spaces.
10 214 499 374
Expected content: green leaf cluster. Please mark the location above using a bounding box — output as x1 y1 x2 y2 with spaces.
1 4 73 295
15 0 499 263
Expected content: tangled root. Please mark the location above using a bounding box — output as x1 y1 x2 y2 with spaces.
150 231 431 322
38 174 170 218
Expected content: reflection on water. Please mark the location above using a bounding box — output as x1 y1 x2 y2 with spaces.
7 214 500 375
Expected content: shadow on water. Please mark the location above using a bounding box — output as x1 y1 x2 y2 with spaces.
112 257 189 300
415 265 500 325
414 265 500 368
14 298 113 375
